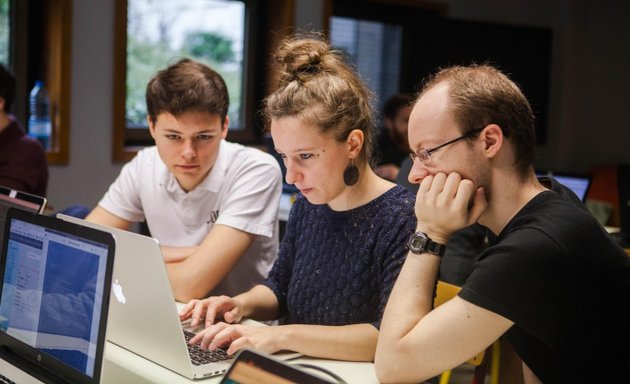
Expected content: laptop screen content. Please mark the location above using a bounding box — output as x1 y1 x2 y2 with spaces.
0 210 113 382
552 175 591 202
536 172 592 202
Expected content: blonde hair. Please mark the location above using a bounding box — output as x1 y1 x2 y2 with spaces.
264 35 376 163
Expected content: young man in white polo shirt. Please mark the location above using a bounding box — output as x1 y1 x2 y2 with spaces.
87 59 282 302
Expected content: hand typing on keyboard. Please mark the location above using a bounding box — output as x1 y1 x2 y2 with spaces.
179 295 244 328
188 322 283 356
182 329 233 366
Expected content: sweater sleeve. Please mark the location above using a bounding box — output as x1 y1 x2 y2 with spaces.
373 191 416 329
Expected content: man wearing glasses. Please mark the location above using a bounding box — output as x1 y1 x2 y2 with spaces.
375 64 630 383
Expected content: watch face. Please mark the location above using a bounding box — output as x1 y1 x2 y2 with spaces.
408 232 428 252
408 232 445 256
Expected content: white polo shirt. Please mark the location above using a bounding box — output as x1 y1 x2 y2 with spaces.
98 140 282 297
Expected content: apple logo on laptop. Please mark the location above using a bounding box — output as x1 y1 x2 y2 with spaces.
112 279 126 304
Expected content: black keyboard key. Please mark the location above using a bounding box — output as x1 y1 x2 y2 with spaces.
183 330 233 366
0 374 17 384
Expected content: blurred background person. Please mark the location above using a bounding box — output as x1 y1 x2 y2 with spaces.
374 93 414 182
0 64 48 196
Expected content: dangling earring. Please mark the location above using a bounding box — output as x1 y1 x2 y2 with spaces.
343 159 359 186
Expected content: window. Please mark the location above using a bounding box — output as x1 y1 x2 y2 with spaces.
330 17 402 122
114 0 259 162
330 0 551 144
8 0 72 165
0 0 9 64
329 0 446 122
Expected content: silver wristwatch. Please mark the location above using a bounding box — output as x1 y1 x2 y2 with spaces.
407 231 446 257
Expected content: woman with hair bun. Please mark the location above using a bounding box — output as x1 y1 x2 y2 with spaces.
179 35 416 361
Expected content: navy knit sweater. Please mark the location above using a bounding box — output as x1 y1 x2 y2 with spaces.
264 185 416 329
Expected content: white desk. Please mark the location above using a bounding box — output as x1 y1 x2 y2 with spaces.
104 302 378 383
102 341 379 383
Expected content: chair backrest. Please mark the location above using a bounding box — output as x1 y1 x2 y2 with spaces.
434 280 462 307
434 280 485 366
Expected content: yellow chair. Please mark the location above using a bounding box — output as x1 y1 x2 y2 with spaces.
435 280 500 384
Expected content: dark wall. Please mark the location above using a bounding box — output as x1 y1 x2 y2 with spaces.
333 2 552 144
403 18 552 144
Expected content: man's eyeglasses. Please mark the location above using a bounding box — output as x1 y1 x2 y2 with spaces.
409 128 484 165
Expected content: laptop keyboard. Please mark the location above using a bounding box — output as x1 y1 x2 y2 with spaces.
0 374 17 384
183 330 233 366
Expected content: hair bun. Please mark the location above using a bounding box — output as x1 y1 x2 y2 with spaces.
275 38 330 84
265 34 376 164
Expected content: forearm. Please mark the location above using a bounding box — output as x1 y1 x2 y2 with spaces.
376 251 440 374
166 260 224 302
166 225 256 302
279 323 378 362
235 285 279 321
85 206 132 230
162 245 199 263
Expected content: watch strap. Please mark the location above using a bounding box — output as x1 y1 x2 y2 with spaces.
426 239 446 257
407 231 446 257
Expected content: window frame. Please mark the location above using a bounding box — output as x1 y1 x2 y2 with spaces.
11 0 72 165
112 0 262 162
330 0 551 145
329 0 447 97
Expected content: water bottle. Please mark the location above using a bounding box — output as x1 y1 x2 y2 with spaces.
28 80 52 150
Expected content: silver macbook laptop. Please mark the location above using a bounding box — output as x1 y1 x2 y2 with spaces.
57 214 240 379
0 208 115 384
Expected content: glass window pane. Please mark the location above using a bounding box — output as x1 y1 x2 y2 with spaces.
127 0 245 130
330 16 402 118
0 0 9 65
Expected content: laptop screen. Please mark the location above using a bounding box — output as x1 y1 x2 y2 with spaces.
553 175 591 202
0 186 47 251
0 209 114 384
221 349 332 384
537 172 592 202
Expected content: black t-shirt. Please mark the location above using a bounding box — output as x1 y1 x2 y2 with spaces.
459 191 630 382
439 176 586 285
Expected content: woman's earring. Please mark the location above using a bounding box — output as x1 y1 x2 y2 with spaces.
343 159 359 186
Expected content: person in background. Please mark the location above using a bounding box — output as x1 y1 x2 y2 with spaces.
375 64 630 383
179 35 417 362
86 58 282 302
374 93 414 181
0 64 48 196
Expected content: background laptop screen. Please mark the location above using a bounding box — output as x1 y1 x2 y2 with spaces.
0 186 47 250
552 175 591 201
0 212 110 380
536 172 592 202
